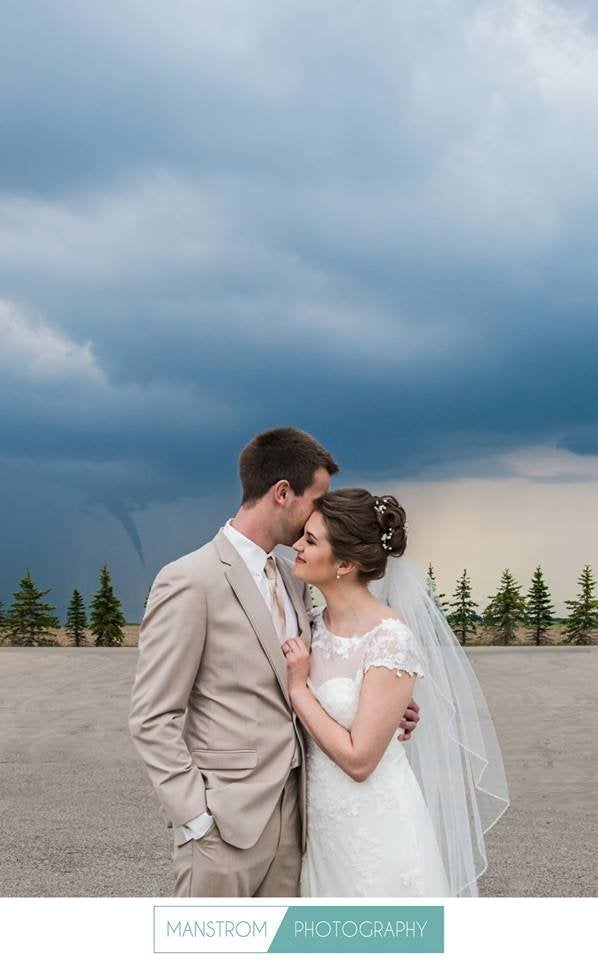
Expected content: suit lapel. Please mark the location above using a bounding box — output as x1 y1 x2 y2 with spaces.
214 530 291 709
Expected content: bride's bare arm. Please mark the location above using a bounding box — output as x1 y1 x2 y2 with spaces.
284 636 415 783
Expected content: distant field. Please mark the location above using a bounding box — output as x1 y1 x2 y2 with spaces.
0 625 141 647
1 623 595 647
443 623 597 646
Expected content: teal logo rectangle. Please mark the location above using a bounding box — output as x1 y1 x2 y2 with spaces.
269 906 444 953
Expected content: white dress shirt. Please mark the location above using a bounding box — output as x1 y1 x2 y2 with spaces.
222 519 299 639
181 521 301 841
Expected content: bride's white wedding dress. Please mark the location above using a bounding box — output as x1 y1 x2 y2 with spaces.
299 606 450 897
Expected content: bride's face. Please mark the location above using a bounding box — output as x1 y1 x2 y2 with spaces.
292 510 338 586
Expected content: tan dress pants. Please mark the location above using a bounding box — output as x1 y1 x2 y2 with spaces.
173 768 302 897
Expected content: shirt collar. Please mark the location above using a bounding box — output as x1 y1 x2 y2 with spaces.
223 518 273 578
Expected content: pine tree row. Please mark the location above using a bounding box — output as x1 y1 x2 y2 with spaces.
2 563 596 647
0 566 126 647
426 563 598 645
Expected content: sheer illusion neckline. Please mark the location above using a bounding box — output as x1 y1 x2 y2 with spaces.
316 607 408 641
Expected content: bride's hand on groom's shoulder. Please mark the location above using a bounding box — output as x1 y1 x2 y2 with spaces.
282 636 310 694
397 698 420 742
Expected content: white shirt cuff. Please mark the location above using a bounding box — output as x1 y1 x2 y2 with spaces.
181 811 214 841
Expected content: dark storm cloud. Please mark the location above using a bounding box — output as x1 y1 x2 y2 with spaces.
1 0 598 615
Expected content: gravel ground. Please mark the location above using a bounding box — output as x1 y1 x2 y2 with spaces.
0 646 596 897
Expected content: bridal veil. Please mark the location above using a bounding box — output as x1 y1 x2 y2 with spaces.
369 556 510 896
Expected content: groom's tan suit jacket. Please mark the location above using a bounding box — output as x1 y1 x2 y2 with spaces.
129 529 312 851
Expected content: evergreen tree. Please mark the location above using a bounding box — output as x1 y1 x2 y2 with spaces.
426 563 449 614
90 565 125 647
482 569 526 644
526 566 555 645
447 569 478 645
65 589 88 647
564 565 598 645
0 597 6 644
6 569 60 646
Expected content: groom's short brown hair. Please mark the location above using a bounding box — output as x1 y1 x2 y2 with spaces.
239 427 339 504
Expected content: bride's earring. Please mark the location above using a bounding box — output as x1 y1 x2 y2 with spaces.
336 571 341 580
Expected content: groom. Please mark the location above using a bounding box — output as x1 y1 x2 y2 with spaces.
129 427 420 897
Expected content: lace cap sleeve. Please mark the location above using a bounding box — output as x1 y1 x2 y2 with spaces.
362 619 425 679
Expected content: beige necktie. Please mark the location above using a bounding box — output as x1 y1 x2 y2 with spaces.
264 556 287 643
265 556 302 769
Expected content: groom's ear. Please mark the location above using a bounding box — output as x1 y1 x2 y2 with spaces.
273 479 291 505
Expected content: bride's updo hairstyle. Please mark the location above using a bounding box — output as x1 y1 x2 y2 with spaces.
312 488 407 583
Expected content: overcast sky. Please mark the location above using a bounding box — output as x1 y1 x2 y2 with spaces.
1 0 597 620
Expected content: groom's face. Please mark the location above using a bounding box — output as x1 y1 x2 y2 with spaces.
282 466 331 545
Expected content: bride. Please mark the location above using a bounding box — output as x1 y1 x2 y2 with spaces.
283 487 509 897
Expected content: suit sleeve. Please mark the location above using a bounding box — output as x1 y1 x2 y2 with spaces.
128 561 208 828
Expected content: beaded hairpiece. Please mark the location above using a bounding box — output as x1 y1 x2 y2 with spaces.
373 496 394 551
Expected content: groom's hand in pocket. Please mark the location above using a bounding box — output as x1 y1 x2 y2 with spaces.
397 698 420 741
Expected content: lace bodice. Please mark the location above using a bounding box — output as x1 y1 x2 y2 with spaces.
307 606 425 725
